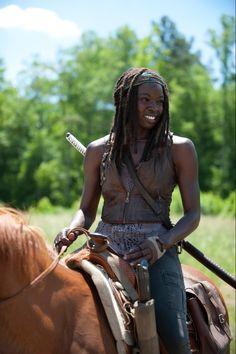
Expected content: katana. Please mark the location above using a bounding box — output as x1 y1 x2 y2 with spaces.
66 132 236 289
66 132 86 156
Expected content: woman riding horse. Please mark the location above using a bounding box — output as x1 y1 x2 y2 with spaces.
0 207 231 353
54 67 201 354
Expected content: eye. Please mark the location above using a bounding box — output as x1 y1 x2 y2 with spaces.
140 97 149 103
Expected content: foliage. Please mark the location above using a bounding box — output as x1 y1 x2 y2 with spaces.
0 15 235 212
171 188 235 216
200 191 236 216
31 197 54 213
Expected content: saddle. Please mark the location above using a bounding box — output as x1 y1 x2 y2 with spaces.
64 229 232 354
65 233 140 354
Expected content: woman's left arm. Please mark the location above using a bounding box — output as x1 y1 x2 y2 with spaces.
124 137 200 266
160 136 201 249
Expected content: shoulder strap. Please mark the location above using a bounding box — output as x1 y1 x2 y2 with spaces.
124 151 162 217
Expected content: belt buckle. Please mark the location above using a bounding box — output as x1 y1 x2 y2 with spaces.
177 241 183 254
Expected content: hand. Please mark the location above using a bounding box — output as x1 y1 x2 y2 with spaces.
123 236 166 267
54 227 78 254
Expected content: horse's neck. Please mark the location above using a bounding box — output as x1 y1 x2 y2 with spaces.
0 253 52 301
0 266 67 354
0 265 117 354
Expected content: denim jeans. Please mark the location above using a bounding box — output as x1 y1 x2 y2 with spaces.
149 247 191 354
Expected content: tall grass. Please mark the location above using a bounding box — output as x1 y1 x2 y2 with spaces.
30 210 235 353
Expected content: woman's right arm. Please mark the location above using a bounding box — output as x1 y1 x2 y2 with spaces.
54 139 104 252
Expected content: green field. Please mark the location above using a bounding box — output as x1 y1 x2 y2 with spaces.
29 210 235 353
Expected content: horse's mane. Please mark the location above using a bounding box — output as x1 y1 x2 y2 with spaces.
0 207 53 273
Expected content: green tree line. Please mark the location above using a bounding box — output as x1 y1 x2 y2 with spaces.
0 15 235 210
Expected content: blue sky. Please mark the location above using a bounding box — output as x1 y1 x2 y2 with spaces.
0 0 235 84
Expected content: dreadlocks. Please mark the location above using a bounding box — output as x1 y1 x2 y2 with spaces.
108 67 171 169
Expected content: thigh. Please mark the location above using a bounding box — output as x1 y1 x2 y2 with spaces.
149 247 191 354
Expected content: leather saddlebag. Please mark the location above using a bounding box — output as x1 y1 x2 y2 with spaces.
186 280 231 354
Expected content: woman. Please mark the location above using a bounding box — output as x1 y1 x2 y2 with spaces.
55 67 200 353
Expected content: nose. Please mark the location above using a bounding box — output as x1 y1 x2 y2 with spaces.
147 100 158 112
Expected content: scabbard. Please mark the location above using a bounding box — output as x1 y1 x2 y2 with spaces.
182 241 236 289
133 299 160 354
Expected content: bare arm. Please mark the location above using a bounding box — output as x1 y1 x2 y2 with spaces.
54 137 106 251
160 136 201 248
68 141 103 230
124 136 201 266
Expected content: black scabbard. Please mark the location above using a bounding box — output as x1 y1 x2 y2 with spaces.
182 240 236 289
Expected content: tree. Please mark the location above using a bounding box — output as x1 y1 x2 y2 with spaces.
207 15 235 196
1 15 234 208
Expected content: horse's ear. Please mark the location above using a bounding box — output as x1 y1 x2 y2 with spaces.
65 249 90 270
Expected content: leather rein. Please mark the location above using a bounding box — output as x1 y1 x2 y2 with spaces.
0 245 67 305
0 227 116 305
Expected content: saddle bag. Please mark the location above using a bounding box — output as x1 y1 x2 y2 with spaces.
186 280 231 354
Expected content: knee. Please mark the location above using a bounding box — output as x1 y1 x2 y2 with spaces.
162 336 191 354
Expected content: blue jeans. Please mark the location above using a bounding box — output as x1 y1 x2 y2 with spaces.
149 247 191 354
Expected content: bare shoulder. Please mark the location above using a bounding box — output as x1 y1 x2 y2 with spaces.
86 135 110 161
172 135 194 146
172 135 196 151
171 135 197 162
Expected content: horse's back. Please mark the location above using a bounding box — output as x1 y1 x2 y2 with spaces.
182 264 226 304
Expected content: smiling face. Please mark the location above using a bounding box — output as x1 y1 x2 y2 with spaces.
137 82 164 139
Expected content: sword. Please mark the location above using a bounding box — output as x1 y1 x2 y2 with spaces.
66 132 86 156
66 132 236 289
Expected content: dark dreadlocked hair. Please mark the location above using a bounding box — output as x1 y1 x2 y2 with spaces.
108 67 171 169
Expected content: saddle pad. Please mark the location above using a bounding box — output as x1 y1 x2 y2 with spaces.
65 254 136 352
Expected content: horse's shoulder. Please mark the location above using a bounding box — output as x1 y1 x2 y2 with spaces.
182 264 216 288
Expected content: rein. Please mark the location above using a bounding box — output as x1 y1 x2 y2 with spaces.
0 245 67 305
0 226 100 306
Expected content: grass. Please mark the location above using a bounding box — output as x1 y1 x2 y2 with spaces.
29 210 235 353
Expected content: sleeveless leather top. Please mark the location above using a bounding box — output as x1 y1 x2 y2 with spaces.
100 144 177 225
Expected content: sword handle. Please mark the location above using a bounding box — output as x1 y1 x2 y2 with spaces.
136 259 151 303
66 132 86 156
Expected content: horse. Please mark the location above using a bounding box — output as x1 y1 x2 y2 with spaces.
0 207 231 354
0 207 117 354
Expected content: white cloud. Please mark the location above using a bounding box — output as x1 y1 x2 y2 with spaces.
0 5 81 39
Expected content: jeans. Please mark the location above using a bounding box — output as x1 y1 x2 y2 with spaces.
149 247 191 354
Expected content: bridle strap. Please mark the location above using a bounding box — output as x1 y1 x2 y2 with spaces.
0 245 67 305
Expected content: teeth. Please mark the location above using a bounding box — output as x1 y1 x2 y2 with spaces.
145 115 156 120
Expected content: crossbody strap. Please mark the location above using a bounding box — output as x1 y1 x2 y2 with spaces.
123 150 171 229
123 151 236 287
124 151 161 216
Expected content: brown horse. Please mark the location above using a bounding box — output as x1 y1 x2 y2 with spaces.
0 207 117 354
0 207 230 354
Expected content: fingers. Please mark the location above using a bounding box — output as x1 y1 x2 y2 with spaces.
54 236 68 254
123 237 166 267
54 228 72 253
123 245 153 267
67 231 77 241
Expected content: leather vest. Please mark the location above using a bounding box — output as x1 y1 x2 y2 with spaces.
100 145 177 224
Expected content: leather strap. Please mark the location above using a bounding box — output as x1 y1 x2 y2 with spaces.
0 245 67 305
123 150 171 229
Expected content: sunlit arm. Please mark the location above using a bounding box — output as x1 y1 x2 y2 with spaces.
67 141 103 231
160 138 201 249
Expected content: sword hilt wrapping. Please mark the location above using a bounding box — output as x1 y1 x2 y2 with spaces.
66 132 86 156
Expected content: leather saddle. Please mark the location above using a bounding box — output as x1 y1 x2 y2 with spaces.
64 229 232 354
